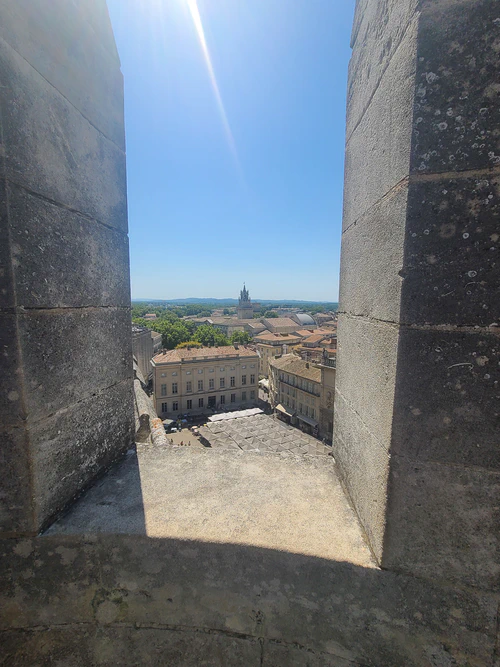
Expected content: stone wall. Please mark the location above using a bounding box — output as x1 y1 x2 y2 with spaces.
0 0 134 535
334 0 499 591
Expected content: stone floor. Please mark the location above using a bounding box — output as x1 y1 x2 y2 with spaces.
47 446 375 567
199 413 331 456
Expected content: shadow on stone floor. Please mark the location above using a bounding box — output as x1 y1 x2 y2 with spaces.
1 532 497 666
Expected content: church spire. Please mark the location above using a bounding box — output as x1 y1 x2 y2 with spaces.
239 283 250 302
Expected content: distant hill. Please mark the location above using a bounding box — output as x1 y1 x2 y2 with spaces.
133 297 338 308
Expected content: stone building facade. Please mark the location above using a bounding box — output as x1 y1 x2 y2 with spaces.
152 345 259 419
318 352 336 444
132 325 161 381
254 332 302 377
268 354 323 436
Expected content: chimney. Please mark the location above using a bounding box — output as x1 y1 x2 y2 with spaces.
234 343 239 349
306 362 309 369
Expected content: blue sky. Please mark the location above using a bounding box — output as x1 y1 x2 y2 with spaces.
106 0 355 301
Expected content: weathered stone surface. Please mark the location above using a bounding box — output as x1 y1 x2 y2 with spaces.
0 314 25 427
1 627 262 666
343 19 416 230
392 328 500 470
347 0 419 138
0 37 127 231
263 641 359 666
402 175 500 325
31 379 134 530
0 531 497 666
46 447 376 568
7 183 131 309
333 392 389 561
339 184 406 322
0 0 124 148
0 0 133 535
335 315 399 447
0 428 33 534
17 307 133 423
384 455 500 591
0 176 15 311
337 0 500 595
411 0 500 174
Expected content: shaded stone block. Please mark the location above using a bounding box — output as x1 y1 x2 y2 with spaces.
1 627 262 667
0 535 497 667
343 22 416 230
335 315 399 447
0 37 127 231
31 379 134 530
0 176 16 311
0 314 25 427
0 428 33 534
18 307 133 423
0 0 124 148
339 184 406 322
263 641 358 667
0 0 132 537
401 174 500 326
7 183 131 309
411 0 500 174
392 328 500 470
333 392 390 560
384 454 500 590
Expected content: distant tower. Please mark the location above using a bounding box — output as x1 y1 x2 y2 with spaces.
237 283 253 320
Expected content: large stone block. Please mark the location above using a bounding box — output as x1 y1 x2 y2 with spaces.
347 0 419 139
333 392 390 560
0 428 33 534
0 0 124 148
343 21 416 230
0 176 16 311
0 535 497 666
401 174 500 326
392 328 500 470
7 183 131 309
31 379 134 530
0 314 25 427
335 315 399 447
17 308 133 423
0 37 127 231
263 642 358 666
411 0 500 174
1 627 262 667
384 454 500 590
339 184 406 322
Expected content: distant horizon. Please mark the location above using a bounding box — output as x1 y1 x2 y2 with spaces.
132 297 338 305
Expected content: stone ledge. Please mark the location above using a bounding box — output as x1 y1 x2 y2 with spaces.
46 446 375 567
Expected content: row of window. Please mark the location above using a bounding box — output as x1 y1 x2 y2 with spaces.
281 386 316 403
281 395 316 419
278 372 317 394
159 364 256 378
161 391 256 413
160 375 255 396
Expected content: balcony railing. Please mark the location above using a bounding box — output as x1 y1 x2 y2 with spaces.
279 377 320 397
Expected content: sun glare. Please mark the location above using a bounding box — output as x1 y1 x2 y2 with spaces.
185 0 241 173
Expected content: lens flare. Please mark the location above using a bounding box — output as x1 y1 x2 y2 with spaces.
186 0 241 172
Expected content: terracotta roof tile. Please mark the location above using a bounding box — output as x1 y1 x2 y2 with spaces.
153 345 258 365
269 354 321 383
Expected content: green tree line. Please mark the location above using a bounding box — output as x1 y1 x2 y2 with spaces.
133 315 252 350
